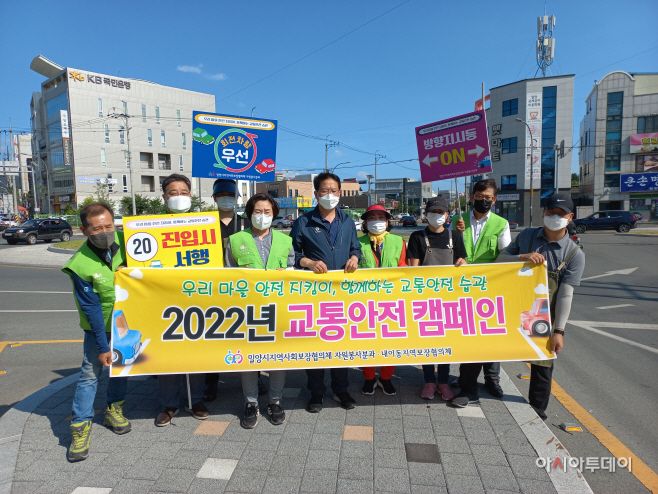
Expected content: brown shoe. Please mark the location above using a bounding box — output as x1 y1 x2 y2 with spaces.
185 401 210 420
156 407 178 427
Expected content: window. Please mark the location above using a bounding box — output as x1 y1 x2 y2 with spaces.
119 125 125 144
158 154 171 170
148 129 152 147
540 86 558 203
179 155 184 171
122 101 128 115
100 148 106 167
502 98 518 117
155 106 160 124
177 110 181 127
141 175 155 192
141 104 146 123
501 137 517 154
605 92 623 172
638 115 658 134
289 190 293 198
98 98 103 117
107 174 114 193
501 175 517 190
604 173 620 187
122 174 128 193
161 130 166 148
140 153 153 169
104 124 110 143
182 133 187 150
295 189 298 197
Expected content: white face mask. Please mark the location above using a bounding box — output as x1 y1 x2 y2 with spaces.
544 214 570 231
367 220 387 234
251 214 273 230
216 196 236 211
427 212 446 228
167 195 191 214
318 194 339 210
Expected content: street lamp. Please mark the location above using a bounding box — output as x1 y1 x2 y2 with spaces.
330 161 351 173
366 174 374 207
516 117 535 228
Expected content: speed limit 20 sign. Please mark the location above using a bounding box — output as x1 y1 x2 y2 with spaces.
122 212 224 268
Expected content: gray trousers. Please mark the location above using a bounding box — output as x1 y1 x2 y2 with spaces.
158 373 204 408
242 371 286 404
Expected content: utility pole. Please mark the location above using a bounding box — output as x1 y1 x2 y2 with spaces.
324 137 338 172
9 120 18 216
109 109 136 215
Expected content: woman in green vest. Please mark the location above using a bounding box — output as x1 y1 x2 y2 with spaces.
225 192 295 429
358 204 408 396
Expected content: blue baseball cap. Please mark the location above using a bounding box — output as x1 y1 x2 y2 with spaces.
212 179 239 196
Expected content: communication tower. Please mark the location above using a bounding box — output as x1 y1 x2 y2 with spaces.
536 15 556 78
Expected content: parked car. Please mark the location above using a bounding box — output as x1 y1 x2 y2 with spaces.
509 221 518 229
2 218 73 245
573 210 637 233
114 215 123 230
355 220 363 231
400 216 417 227
0 214 19 231
273 216 291 229
111 310 143 365
520 298 551 337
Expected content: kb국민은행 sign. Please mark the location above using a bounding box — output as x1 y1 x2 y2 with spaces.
123 211 223 268
415 110 492 182
110 263 555 377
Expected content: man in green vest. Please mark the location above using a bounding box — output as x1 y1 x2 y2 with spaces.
62 202 131 462
451 178 511 407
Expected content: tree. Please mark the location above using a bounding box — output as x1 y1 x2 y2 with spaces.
571 173 579 186
78 195 96 211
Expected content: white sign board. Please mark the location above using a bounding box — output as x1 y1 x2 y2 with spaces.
60 110 70 139
525 92 542 187
1 160 20 176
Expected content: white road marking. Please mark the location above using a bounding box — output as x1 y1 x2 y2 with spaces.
595 304 635 310
0 310 77 312
570 321 658 330
580 267 638 281
568 321 658 354
0 290 71 294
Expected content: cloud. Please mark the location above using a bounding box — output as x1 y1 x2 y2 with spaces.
238 102 246 107
128 269 143 280
177 64 202 73
115 285 129 302
206 73 227 81
518 267 533 277
357 171 369 180
334 149 344 157
534 283 548 295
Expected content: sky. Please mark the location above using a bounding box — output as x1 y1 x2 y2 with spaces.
1 0 657 194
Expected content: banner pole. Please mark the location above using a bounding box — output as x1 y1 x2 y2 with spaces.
186 373 192 410
233 183 239 234
455 178 462 218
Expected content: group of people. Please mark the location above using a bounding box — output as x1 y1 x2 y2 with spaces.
62 172 584 462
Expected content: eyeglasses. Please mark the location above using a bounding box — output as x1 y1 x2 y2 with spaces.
473 194 495 201
167 191 191 197
318 188 339 195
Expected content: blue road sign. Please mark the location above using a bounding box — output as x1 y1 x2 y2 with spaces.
192 112 277 182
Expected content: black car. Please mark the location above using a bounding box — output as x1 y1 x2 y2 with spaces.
2 218 73 245
400 216 417 227
573 210 637 233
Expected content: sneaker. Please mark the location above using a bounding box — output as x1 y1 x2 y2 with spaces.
267 401 286 425
436 383 455 401
421 383 437 399
156 407 178 427
258 375 267 396
332 392 356 410
241 403 259 429
451 390 479 408
68 421 91 462
307 395 323 413
203 383 217 402
185 401 210 420
378 379 397 396
103 400 131 434
362 379 377 395
485 379 504 398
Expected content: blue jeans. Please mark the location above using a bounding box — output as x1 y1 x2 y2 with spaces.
71 331 128 423
422 364 450 385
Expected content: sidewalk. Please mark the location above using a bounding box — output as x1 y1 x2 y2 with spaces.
0 366 592 494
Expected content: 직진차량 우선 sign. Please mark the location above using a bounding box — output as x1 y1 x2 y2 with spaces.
415 110 492 183
192 112 277 182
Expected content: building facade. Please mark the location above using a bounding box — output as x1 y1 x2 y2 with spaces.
578 71 658 220
368 178 433 212
484 75 574 225
29 55 221 214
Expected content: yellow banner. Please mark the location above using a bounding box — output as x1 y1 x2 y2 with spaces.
110 263 555 376
123 211 224 268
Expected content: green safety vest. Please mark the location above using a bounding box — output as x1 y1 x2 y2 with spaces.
229 228 292 270
62 232 126 333
457 212 508 264
358 233 403 268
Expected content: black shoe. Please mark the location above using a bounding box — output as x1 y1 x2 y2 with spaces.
451 390 479 408
203 384 217 402
307 395 323 413
258 376 267 396
332 392 356 410
241 403 259 429
378 379 397 396
450 381 461 388
362 379 376 395
267 401 286 425
484 379 504 398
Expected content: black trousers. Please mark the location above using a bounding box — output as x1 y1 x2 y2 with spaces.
205 372 219 390
529 363 553 420
306 368 349 396
457 362 501 394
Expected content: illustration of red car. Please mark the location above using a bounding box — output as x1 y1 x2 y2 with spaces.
520 298 551 337
255 159 275 174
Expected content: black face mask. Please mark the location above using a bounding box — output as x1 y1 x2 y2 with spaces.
473 199 493 214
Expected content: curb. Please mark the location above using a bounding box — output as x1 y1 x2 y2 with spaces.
0 372 80 494
46 245 77 254
615 233 658 237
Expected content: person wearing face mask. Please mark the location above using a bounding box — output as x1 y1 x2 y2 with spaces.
407 197 467 402
204 179 255 402
155 174 210 426
290 172 362 413
225 193 295 428
357 204 407 396
62 203 131 462
496 193 585 420
451 179 511 406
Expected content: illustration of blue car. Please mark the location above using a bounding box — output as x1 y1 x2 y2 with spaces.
112 310 143 365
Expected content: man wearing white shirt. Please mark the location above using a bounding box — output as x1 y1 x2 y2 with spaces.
451 179 510 406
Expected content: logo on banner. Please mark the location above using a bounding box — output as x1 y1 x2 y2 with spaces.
214 129 258 173
225 350 244 365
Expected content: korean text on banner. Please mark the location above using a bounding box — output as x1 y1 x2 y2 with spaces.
123 211 223 268
192 111 277 182
415 110 492 183
525 93 542 186
110 263 555 377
